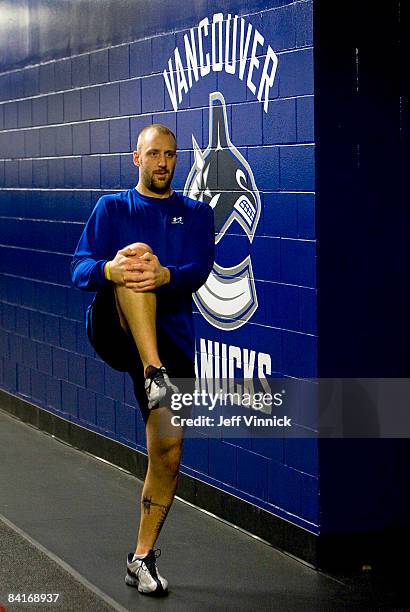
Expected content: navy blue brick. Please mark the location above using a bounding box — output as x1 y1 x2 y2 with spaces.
17 363 31 396
170 150 192 191
39 63 55 94
142 75 164 113
247 146 279 190
25 129 41 157
208 439 236 486
117 403 137 445
188 72 218 110
46 376 61 410
280 145 315 191
86 357 105 393
4 102 17 128
100 83 120 118
10 71 25 98
263 98 297 144
54 58 72 91
37 342 52 374
264 192 298 238
0 105 3 130
60 318 77 351
104 365 125 401
265 282 299 330
215 234 249 270
297 193 315 239
32 97 48 126
237 448 268 499
300 288 316 334
176 108 202 149
278 48 314 97
101 155 121 189
152 112 176 137
299 474 319 524
284 438 318 476
296 0 313 48
9 334 23 363
119 80 142 116
73 123 91 156
129 39 152 77
66 224 83 257
90 121 109 153
63 90 81 122
90 49 109 84
65 287 84 321
6 130 24 159
32 160 49 187
22 336 37 368
76 321 94 357
68 353 86 387
268 461 301 514
120 155 137 189
61 380 78 416
261 4 296 51
251 438 284 462
32 370 47 404
19 160 33 188
110 118 130 153
96 393 116 432
282 331 317 378
4 359 17 392
81 88 100 120
40 127 56 157
0 160 4 187
232 102 263 146
72 55 90 87
17 99 32 128
52 346 69 379
29 310 44 341
109 45 130 81
249 324 282 373
82 155 101 187
124 376 135 405
297 96 314 143
0 73 11 101
78 388 96 423
55 125 73 156
15 307 29 336
48 158 65 188
280 238 315 286
182 436 209 474
252 236 280 282
65 157 82 188
24 66 39 97
47 94 64 124
217 70 248 105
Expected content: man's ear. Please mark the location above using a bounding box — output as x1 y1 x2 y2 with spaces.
132 150 140 167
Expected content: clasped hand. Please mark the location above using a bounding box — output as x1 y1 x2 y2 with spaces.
108 243 170 292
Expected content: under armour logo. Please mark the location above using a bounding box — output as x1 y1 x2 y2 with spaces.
171 216 183 224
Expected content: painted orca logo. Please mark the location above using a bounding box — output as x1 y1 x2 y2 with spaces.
184 91 261 330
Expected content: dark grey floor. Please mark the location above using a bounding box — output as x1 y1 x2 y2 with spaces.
0 407 408 612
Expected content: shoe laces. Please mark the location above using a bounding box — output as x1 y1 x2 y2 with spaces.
146 366 168 393
138 548 162 578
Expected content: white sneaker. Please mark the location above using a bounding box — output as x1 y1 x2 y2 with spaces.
144 365 179 409
125 549 168 596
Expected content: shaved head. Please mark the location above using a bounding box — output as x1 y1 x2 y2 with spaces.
136 124 177 153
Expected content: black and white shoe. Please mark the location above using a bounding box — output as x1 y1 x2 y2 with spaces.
125 549 168 596
144 365 178 409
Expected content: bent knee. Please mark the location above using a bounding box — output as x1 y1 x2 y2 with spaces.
125 242 154 257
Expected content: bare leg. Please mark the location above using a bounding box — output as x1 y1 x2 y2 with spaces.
114 242 162 371
112 243 184 554
135 409 184 555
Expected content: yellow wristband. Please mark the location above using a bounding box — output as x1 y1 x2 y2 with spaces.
104 261 111 281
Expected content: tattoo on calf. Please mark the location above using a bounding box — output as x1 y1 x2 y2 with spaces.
142 496 171 537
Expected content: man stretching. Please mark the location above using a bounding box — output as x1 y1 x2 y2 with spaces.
71 124 214 596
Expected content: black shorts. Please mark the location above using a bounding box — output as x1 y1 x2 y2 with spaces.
86 286 195 425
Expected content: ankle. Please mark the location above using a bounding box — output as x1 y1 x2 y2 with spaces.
144 363 162 377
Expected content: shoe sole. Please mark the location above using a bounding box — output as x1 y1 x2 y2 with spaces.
125 572 168 597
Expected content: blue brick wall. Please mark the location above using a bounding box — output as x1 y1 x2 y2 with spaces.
0 1 318 533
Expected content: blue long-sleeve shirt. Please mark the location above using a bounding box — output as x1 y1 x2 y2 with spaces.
71 188 215 360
